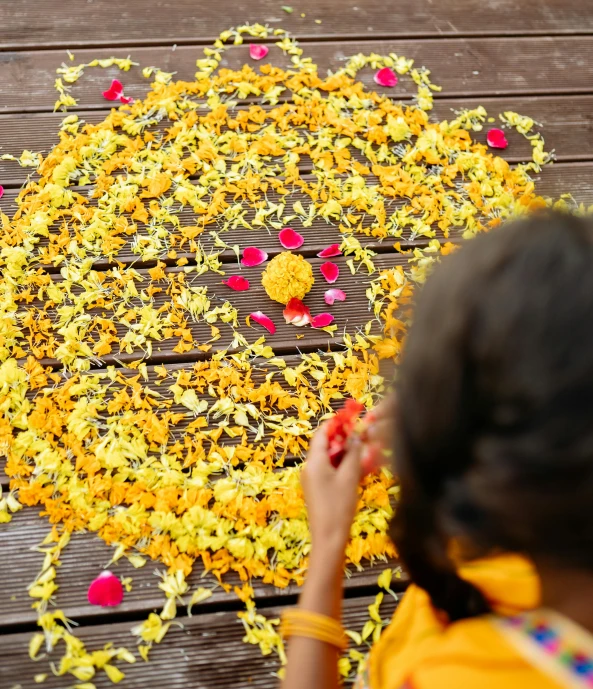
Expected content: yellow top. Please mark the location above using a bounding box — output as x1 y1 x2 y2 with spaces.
367 554 576 689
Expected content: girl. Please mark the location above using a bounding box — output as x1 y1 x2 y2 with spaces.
281 212 593 689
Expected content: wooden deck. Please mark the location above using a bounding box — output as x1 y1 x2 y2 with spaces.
1 2 593 687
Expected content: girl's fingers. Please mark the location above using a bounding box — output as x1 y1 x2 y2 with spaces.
306 423 328 460
338 436 363 484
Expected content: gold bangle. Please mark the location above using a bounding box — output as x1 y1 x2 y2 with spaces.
280 609 349 650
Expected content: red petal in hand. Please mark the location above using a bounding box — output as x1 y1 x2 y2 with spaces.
374 67 398 88
326 399 365 467
222 275 250 291
324 288 346 305
486 128 509 149
317 244 341 258
278 227 304 250
283 297 312 326
241 246 268 267
102 79 124 100
249 311 276 334
311 313 334 329
249 44 270 60
320 262 339 283
0 185 4 200
87 571 124 607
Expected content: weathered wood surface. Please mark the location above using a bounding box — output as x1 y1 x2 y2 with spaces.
0 595 398 689
1 506 399 628
1 95 591 187
2 37 593 114
9 253 404 370
0 165 591 274
2 0 592 49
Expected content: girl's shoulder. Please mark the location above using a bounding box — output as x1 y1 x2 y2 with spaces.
368 603 588 689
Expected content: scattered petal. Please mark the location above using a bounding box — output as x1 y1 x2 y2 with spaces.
0 185 4 200
222 275 250 291
119 95 134 105
317 244 341 258
249 311 276 334
241 246 268 267
486 128 509 149
311 313 334 329
283 298 311 327
249 44 270 61
320 262 339 283
102 79 124 101
87 571 124 607
278 227 304 249
282 5 294 12
324 289 346 305
374 67 398 88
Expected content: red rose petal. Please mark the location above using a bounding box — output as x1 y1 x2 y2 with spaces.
0 185 4 200
278 228 304 250
249 44 269 61
249 311 276 334
317 244 341 258
222 275 250 291
119 95 134 105
283 297 312 327
374 67 398 88
241 246 268 267
324 289 346 305
326 399 365 467
320 262 339 283
311 313 334 329
87 571 124 607
486 128 509 149
102 79 124 101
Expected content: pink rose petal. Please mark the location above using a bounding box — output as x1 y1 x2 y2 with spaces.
317 244 341 258
278 228 304 250
486 128 509 149
249 44 270 61
320 262 339 284
311 313 335 329
374 67 398 88
102 79 124 101
249 311 276 334
0 185 4 200
283 297 312 327
324 289 346 305
241 246 268 267
222 275 250 291
119 95 134 105
87 571 124 607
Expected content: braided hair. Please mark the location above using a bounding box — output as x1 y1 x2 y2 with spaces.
391 211 593 621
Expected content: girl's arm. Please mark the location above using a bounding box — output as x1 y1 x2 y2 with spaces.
281 426 363 689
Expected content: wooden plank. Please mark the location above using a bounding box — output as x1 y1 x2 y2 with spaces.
1 0 591 49
0 594 399 689
2 37 593 114
1 95 592 187
0 506 399 628
9 253 403 369
0 163 590 272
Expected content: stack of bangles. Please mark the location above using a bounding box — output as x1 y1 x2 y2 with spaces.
280 609 349 650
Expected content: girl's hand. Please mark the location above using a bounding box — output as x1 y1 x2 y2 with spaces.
301 424 362 568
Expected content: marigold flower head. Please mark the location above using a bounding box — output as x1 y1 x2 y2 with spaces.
261 252 315 304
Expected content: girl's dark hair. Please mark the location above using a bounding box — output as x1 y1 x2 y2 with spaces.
391 211 593 622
